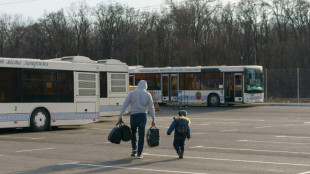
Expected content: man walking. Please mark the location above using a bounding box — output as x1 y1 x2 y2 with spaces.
119 80 156 159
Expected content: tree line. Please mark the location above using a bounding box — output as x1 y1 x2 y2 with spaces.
1 0 310 98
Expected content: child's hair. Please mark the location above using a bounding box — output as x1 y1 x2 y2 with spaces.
178 110 187 117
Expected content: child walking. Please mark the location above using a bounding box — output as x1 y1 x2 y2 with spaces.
167 110 191 159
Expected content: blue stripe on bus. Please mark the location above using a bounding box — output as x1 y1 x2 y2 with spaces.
100 105 122 112
0 112 99 122
0 113 29 122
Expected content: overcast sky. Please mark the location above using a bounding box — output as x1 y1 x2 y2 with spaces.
0 0 239 20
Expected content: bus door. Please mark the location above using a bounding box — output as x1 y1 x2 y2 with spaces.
75 72 98 114
161 74 178 102
234 73 243 102
224 73 234 102
170 74 178 102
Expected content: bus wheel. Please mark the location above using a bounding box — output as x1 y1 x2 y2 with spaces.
30 108 50 132
208 94 220 107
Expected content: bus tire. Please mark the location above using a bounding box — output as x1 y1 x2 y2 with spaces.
30 108 50 132
208 94 220 107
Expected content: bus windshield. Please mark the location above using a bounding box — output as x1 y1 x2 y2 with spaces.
245 68 264 93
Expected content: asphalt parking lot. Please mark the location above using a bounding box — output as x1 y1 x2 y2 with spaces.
1 105 310 174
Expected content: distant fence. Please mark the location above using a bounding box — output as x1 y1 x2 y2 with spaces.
265 68 310 102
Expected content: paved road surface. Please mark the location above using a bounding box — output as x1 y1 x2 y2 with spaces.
1 105 310 174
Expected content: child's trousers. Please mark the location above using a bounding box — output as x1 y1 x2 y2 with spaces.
173 138 186 153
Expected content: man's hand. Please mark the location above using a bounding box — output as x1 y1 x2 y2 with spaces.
151 120 156 127
118 116 123 121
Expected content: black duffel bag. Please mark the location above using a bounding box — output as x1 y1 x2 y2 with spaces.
146 126 160 147
119 120 132 142
107 121 122 144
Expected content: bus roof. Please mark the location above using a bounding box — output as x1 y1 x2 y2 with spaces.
0 56 96 71
128 65 262 73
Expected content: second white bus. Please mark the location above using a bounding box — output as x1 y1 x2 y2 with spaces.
129 65 264 107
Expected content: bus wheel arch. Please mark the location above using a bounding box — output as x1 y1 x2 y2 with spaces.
30 107 51 132
207 93 220 107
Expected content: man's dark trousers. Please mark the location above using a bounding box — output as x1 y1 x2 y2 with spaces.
130 113 147 156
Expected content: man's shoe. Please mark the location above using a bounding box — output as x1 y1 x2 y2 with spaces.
136 155 143 159
131 150 137 157
178 151 183 159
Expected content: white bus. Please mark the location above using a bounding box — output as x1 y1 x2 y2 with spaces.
0 56 128 131
129 65 264 107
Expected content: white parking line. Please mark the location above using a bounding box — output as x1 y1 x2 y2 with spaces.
284 124 297 127
189 146 310 155
59 162 208 174
276 135 310 139
220 129 238 132
255 126 272 129
143 153 310 167
16 147 55 153
208 122 238 124
299 171 310 174
238 140 310 145
194 118 265 122
90 128 111 131
58 161 80 165
0 136 46 140
191 124 211 126
191 132 203 135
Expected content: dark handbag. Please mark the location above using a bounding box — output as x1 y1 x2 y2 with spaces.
146 126 160 147
107 121 122 144
119 120 132 142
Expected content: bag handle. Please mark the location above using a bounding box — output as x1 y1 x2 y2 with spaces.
149 126 158 130
116 120 125 126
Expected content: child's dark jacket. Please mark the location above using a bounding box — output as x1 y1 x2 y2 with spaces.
167 116 191 139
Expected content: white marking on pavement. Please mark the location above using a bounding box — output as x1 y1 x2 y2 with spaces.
208 122 238 124
91 128 111 131
0 136 46 140
276 135 310 139
220 129 238 132
58 161 80 165
60 162 207 174
255 126 272 129
154 125 170 128
190 146 204 148
191 132 203 135
16 147 55 153
299 171 310 174
284 124 296 127
238 140 310 145
143 153 310 167
191 124 211 126
189 146 310 155
195 118 265 122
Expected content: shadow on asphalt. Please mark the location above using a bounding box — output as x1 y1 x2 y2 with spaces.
0 126 84 135
17 157 180 174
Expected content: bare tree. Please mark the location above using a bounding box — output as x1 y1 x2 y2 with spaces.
67 2 92 57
